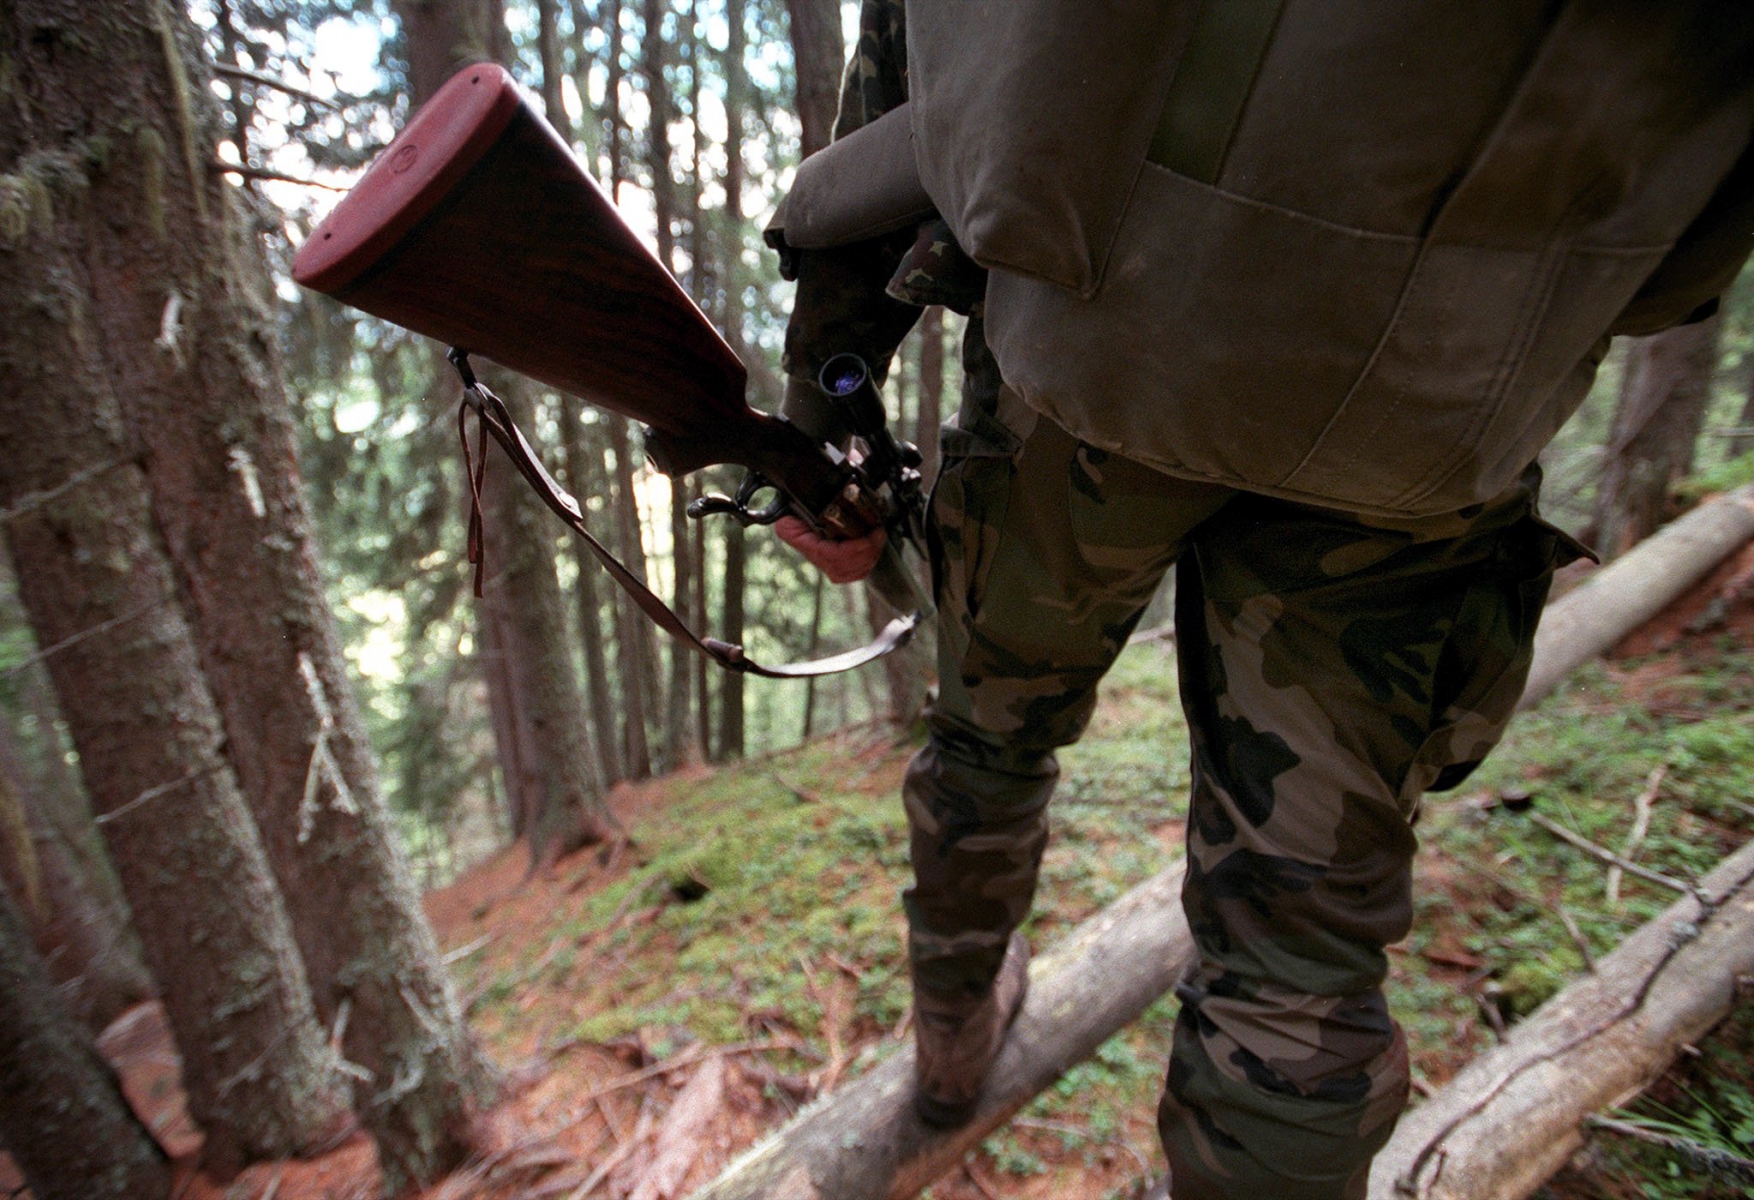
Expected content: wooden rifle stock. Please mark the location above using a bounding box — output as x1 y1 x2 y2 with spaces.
292 63 925 676
292 62 866 531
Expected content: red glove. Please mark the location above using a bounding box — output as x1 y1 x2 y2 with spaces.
775 516 887 585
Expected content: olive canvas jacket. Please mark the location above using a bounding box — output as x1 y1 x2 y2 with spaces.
898 1 1754 517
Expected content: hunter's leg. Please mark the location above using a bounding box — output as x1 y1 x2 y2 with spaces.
1158 468 1582 1199
906 384 1228 1087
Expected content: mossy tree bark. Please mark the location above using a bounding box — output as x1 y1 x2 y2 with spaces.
0 884 172 1200
0 720 154 1033
2 0 492 1186
0 82 348 1169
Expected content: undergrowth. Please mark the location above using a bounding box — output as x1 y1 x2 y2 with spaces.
450 620 1753 1197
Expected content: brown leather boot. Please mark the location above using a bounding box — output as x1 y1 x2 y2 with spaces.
912 934 1030 1127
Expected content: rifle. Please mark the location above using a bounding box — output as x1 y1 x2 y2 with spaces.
292 63 927 678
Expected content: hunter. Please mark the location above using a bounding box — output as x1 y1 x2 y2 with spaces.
769 3 1754 1197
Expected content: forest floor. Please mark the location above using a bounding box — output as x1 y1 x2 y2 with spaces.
19 543 1754 1200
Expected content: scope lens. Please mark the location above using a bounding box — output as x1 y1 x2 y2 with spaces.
821 354 867 397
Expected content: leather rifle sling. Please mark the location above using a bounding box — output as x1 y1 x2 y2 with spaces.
452 352 920 679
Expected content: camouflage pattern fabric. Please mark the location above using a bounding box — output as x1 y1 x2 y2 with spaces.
833 0 908 142
785 2 1589 1195
905 379 1581 1197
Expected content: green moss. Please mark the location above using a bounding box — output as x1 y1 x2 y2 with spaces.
135 125 169 243
151 0 206 223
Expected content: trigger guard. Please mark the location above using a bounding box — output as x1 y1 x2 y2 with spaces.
734 474 790 526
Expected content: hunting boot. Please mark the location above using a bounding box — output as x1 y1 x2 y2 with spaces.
912 933 1030 1127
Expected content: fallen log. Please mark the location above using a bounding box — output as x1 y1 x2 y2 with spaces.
1519 482 1754 711
692 487 1754 1200
692 866 1195 1200
1369 832 1754 1200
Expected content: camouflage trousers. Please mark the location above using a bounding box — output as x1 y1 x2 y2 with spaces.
903 384 1582 1199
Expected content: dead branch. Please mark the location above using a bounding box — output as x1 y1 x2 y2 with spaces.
1607 763 1666 907
1369 834 1754 1199
1524 811 1695 897
210 63 341 111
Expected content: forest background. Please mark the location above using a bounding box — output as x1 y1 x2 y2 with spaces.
1 1 1752 1198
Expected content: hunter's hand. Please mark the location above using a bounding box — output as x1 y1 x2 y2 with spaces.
775 516 886 585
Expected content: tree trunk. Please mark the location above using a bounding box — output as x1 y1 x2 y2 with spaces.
0 595 153 1032
1589 315 1724 560
1728 348 1754 461
608 418 658 778
1369 834 1754 1200
709 0 755 762
559 396 625 785
786 0 845 158
694 866 1195 1200
563 0 604 172
477 587 537 839
399 0 616 880
395 0 511 100
603 0 628 199
0 884 172 1200
1519 483 1754 711
640 0 698 771
667 474 699 769
536 0 573 143
801 576 826 740
0 0 358 1169
0 723 152 1033
0 402 346 1172
31 0 495 1182
479 385 616 866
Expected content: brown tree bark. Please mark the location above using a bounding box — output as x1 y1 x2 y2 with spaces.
787 0 845 158
477 589 538 839
396 0 512 100
641 0 699 771
30 0 495 1183
666 474 700 770
0 722 152 1033
479 385 616 865
0 0 356 1169
536 0 574 142
714 0 754 761
606 418 659 778
559 395 625 785
603 0 629 199
0 884 172 1200
1589 314 1724 560
0 376 346 1170
562 0 604 172
0 585 153 1031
